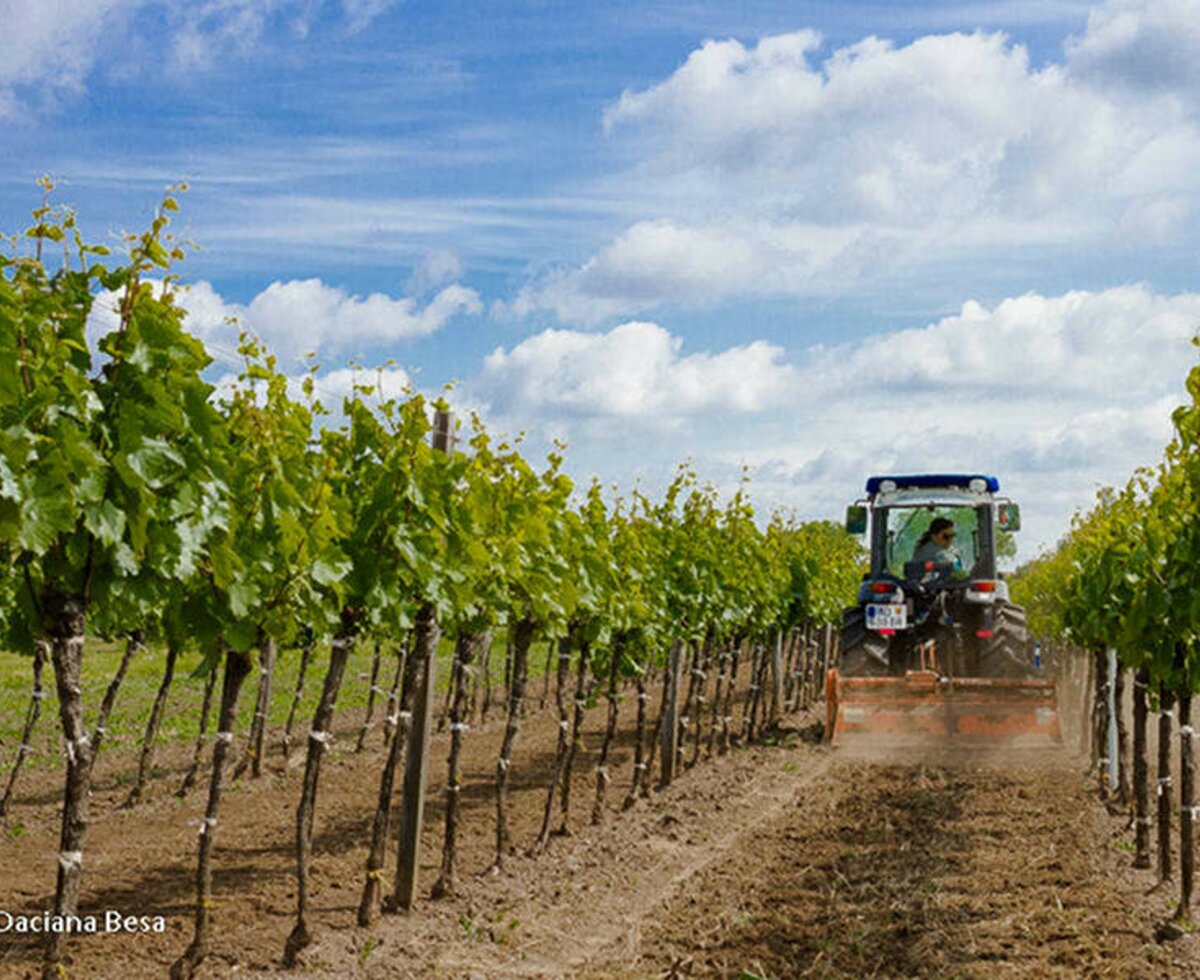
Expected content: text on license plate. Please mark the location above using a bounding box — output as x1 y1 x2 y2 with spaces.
866 603 906 630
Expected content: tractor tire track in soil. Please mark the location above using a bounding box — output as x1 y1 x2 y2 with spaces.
295 742 1200 979
612 752 1198 979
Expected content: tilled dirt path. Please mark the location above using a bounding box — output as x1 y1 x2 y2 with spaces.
608 752 1193 979
306 742 1200 979
3 698 1199 979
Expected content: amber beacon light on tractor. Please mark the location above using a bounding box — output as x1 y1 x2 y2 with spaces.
826 474 1062 747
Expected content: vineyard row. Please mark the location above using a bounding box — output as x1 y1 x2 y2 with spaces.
0 187 865 977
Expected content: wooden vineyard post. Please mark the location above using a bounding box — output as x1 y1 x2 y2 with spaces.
813 624 833 703
0 641 47 817
1133 667 1151 869
1177 692 1195 922
797 626 810 707
1115 663 1131 806
783 628 801 711
768 629 784 727
1078 648 1094 757
659 639 683 787
1094 649 1110 800
1158 683 1175 884
393 409 452 912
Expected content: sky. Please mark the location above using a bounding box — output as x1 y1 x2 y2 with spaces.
3 0 1200 558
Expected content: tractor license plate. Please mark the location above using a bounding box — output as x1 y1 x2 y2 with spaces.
866 603 906 630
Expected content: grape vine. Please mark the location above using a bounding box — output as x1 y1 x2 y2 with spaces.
0 186 864 976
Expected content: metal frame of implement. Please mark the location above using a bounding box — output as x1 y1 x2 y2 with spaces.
825 668 1062 748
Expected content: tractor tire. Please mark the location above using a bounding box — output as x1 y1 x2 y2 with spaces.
839 606 891 676
977 601 1034 678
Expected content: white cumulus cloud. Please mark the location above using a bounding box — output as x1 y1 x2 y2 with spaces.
473 321 796 420
733 286 1200 553
802 285 1200 400
1067 0 1200 94
239 278 481 361
86 275 480 367
475 285 1200 558
517 2 1200 323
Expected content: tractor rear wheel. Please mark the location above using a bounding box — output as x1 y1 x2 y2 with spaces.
977 602 1033 678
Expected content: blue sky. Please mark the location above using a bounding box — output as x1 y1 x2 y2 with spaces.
4 0 1200 555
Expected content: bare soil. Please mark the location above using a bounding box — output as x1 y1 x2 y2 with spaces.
617 751 1186 979
1 677 1198 979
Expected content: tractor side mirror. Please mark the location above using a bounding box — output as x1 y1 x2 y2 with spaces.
845 505 868 535
997 503 1021 532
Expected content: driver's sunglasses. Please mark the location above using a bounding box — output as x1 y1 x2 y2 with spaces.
942 530 956 539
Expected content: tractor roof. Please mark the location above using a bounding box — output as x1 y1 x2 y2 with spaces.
864 474 1000 494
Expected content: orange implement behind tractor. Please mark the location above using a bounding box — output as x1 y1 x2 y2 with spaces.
825 669 1062 747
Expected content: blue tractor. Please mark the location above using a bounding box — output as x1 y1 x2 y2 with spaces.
839 474 1033 678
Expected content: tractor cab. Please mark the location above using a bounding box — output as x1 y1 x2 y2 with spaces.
846 474 1021 615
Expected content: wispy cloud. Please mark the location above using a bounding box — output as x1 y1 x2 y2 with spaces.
341 0 398 35
36 131 523 189
0 0 399 118
0 0 131 116
875 1 1094 29
191 192 620 273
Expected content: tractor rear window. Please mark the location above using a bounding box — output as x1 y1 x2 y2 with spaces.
883 505 982 579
